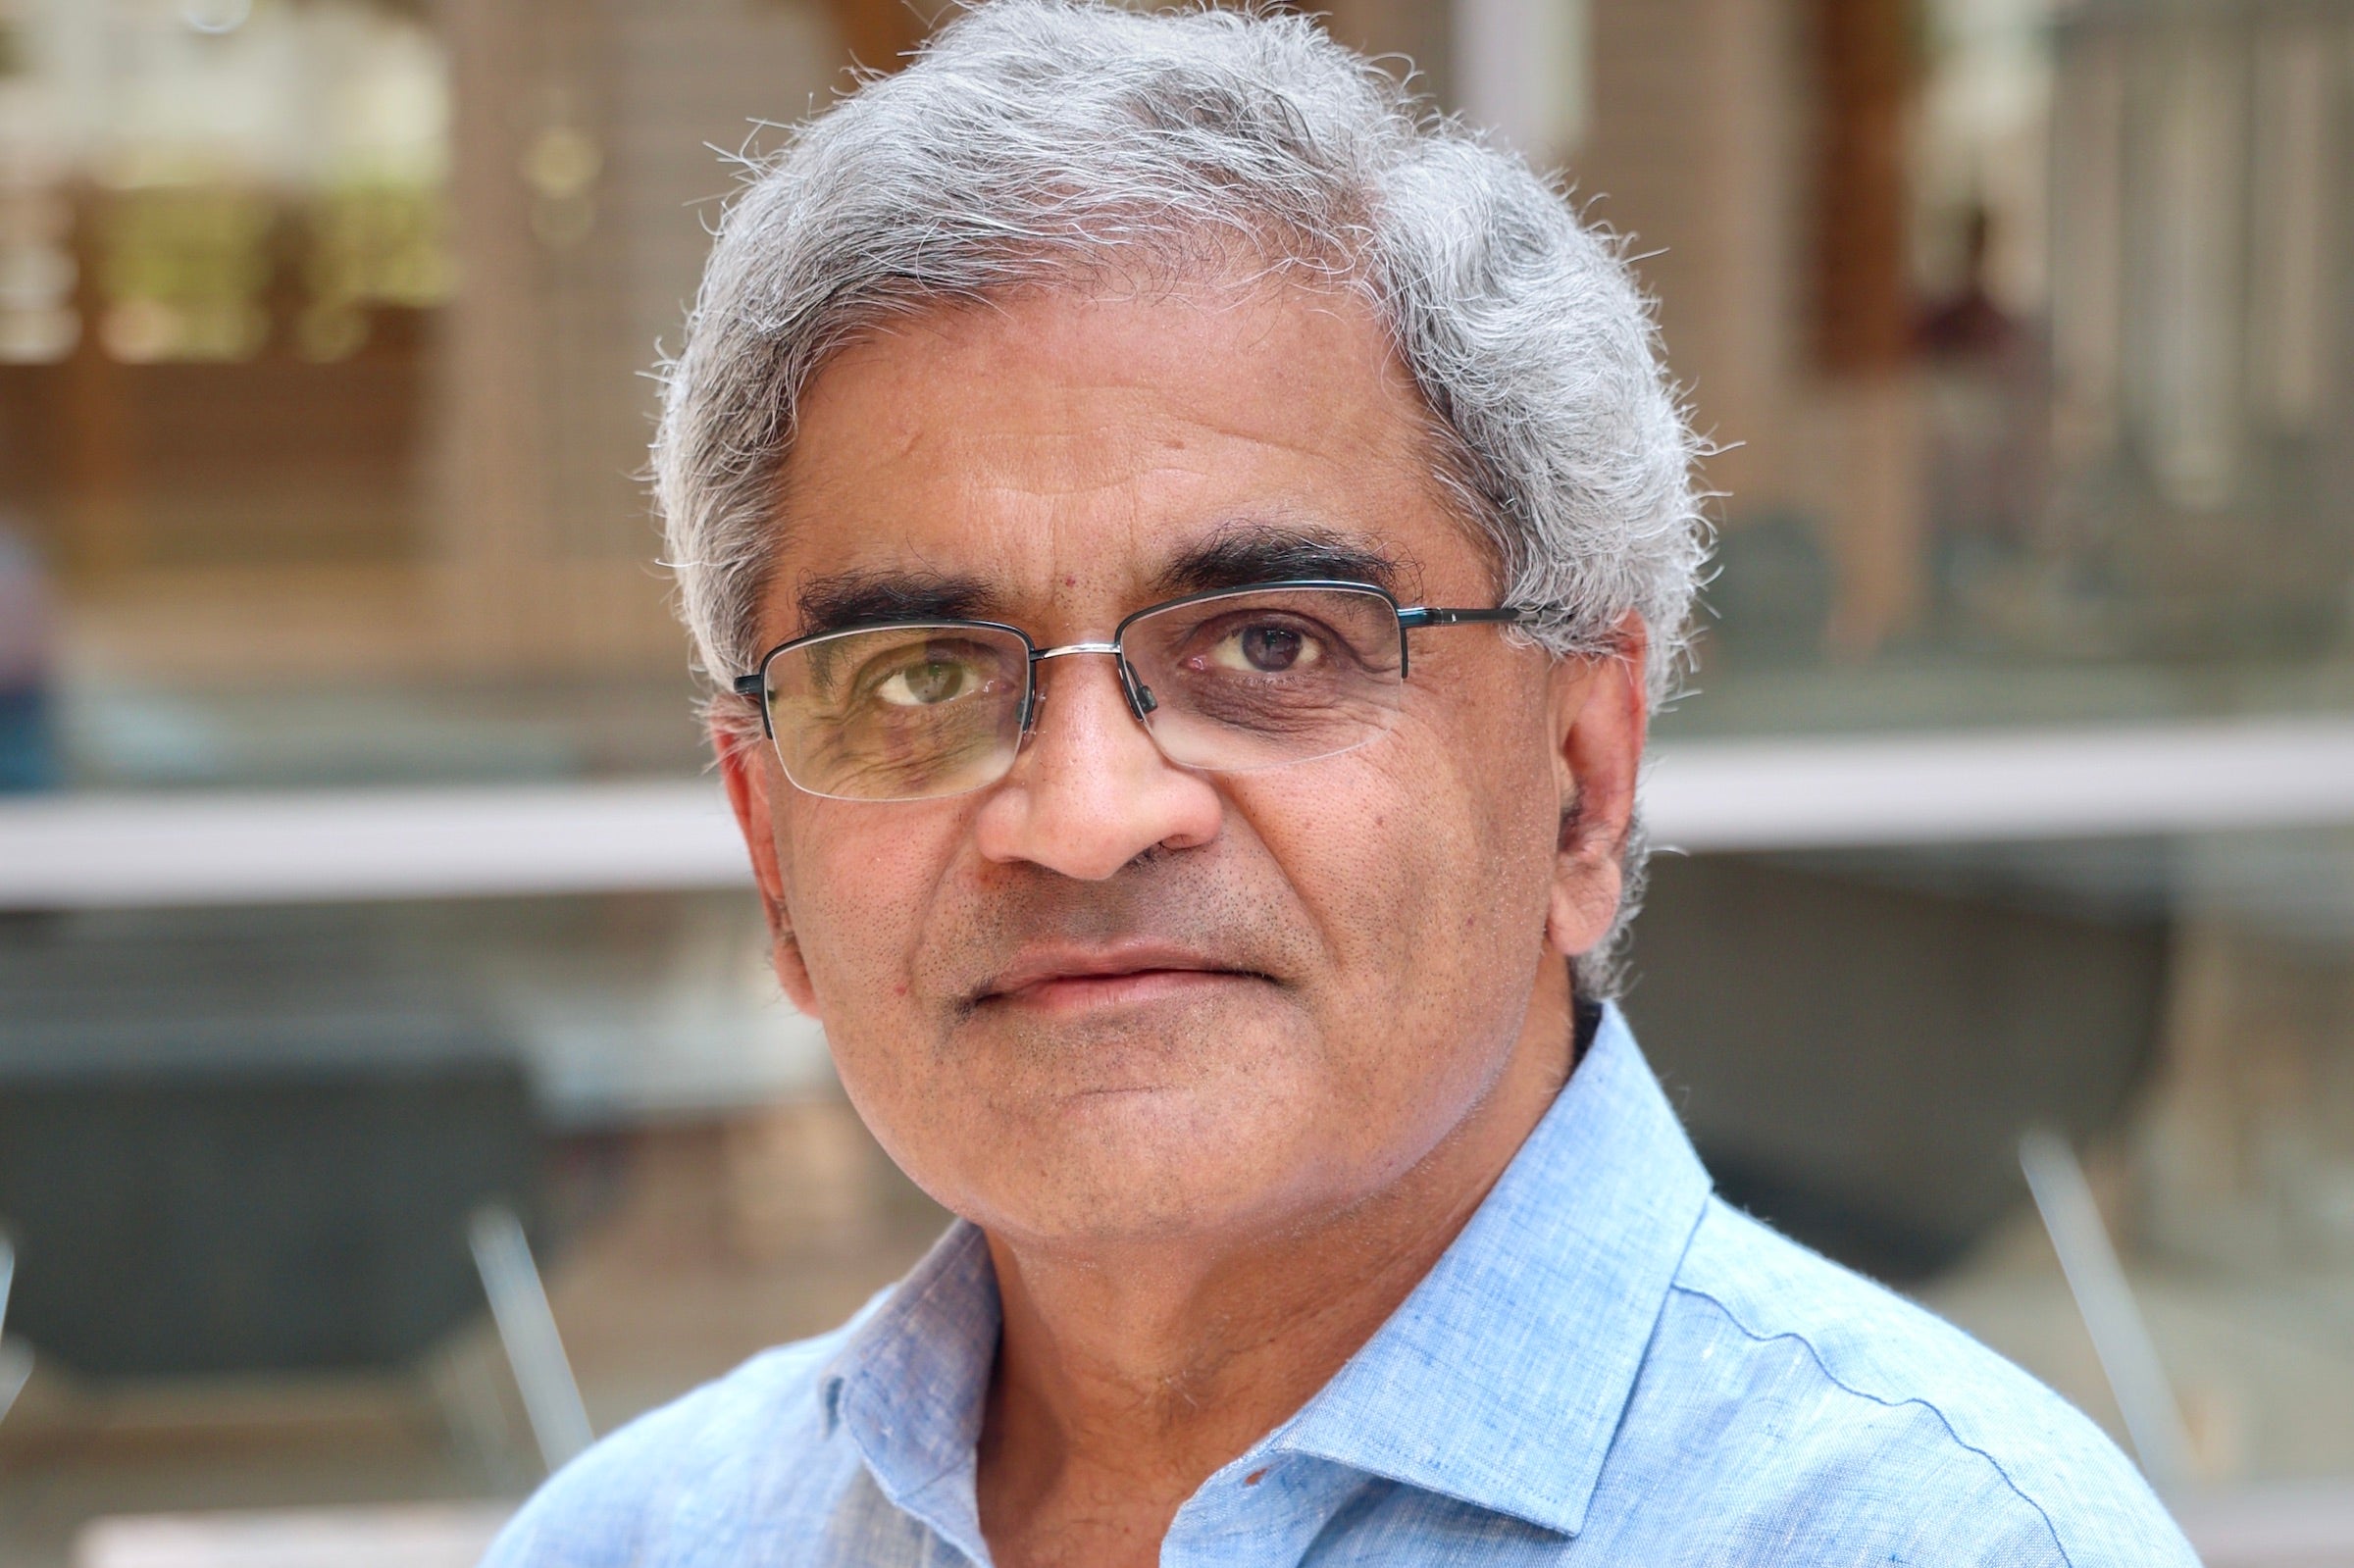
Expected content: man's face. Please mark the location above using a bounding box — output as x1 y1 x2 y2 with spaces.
723 280 1623 1250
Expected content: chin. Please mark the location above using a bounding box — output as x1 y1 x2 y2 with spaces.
844 1002 1389 1245
973 1084 1363 1248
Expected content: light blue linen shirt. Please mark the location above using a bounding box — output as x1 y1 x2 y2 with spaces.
485 1007 2197 1565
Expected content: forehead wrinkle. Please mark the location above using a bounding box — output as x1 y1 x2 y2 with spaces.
819 303 1416 490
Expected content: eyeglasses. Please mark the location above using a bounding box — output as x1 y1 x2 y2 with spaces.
732 580 1533 802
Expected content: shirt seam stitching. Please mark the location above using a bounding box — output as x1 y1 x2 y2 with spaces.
1267 1168 1714 1541
1668 1282 2077 1566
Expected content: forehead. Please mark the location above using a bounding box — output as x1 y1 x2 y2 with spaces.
764 279 1491 640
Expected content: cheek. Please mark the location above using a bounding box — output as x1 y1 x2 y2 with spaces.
1241 692 1560 1037
771 802 985 1191
775 800 957 1018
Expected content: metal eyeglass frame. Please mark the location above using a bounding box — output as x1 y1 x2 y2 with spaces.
730 578 1536 744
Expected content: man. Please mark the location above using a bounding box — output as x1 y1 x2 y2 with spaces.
487 4 2195 1563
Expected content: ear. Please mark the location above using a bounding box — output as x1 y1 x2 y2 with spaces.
713 718 822 1018
1546 613 1649 961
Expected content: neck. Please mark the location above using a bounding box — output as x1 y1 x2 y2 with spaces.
975 974 1581 1567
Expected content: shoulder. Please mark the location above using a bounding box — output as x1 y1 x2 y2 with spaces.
1626 1197 2195 1566
479 1316 868 1568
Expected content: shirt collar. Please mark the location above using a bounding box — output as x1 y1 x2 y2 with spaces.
821 1220 1000 1564
1267 1005 1712 1537
820 1004 1711 1549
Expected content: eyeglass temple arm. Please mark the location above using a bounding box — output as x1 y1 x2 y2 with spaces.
728 672 778 739
1398 606 1533 629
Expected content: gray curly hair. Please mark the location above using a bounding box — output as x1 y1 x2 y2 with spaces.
654 0 1709 993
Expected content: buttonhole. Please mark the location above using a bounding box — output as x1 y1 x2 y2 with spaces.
1243 1468 1268 1487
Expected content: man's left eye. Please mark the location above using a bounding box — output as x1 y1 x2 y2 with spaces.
1209 623 1323 674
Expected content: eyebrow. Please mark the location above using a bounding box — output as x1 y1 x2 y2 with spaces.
791 570 999 643
1150 523 1402 600
783 521 1403 650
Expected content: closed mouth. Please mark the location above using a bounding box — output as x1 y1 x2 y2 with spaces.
971 946 1274 1011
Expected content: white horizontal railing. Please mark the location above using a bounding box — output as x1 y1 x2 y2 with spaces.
3 718 2354 909
1641 717 2354 852
0 780 747 908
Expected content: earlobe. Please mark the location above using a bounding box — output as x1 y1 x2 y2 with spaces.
767 923 822 1019
1547 849 1623 957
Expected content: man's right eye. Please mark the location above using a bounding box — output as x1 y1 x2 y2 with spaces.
871 658 975 707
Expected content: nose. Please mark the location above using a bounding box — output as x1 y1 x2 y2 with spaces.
971 651 1222 880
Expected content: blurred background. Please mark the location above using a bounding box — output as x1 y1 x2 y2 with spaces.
0 0 2351 1561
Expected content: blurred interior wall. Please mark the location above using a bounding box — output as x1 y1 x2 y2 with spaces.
1578 0 1925 652
435 0 844 680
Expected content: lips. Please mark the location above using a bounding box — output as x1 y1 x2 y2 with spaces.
974 942 1269 1007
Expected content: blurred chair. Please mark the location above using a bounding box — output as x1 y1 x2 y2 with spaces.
0 523 57 793
0 1230 27 1426
1628 849 2167 1280
0 911 537 1376
468 1204 591 1474
2023 1131 2354 1566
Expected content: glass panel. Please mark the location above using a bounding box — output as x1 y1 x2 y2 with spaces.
0 1 2348 1556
